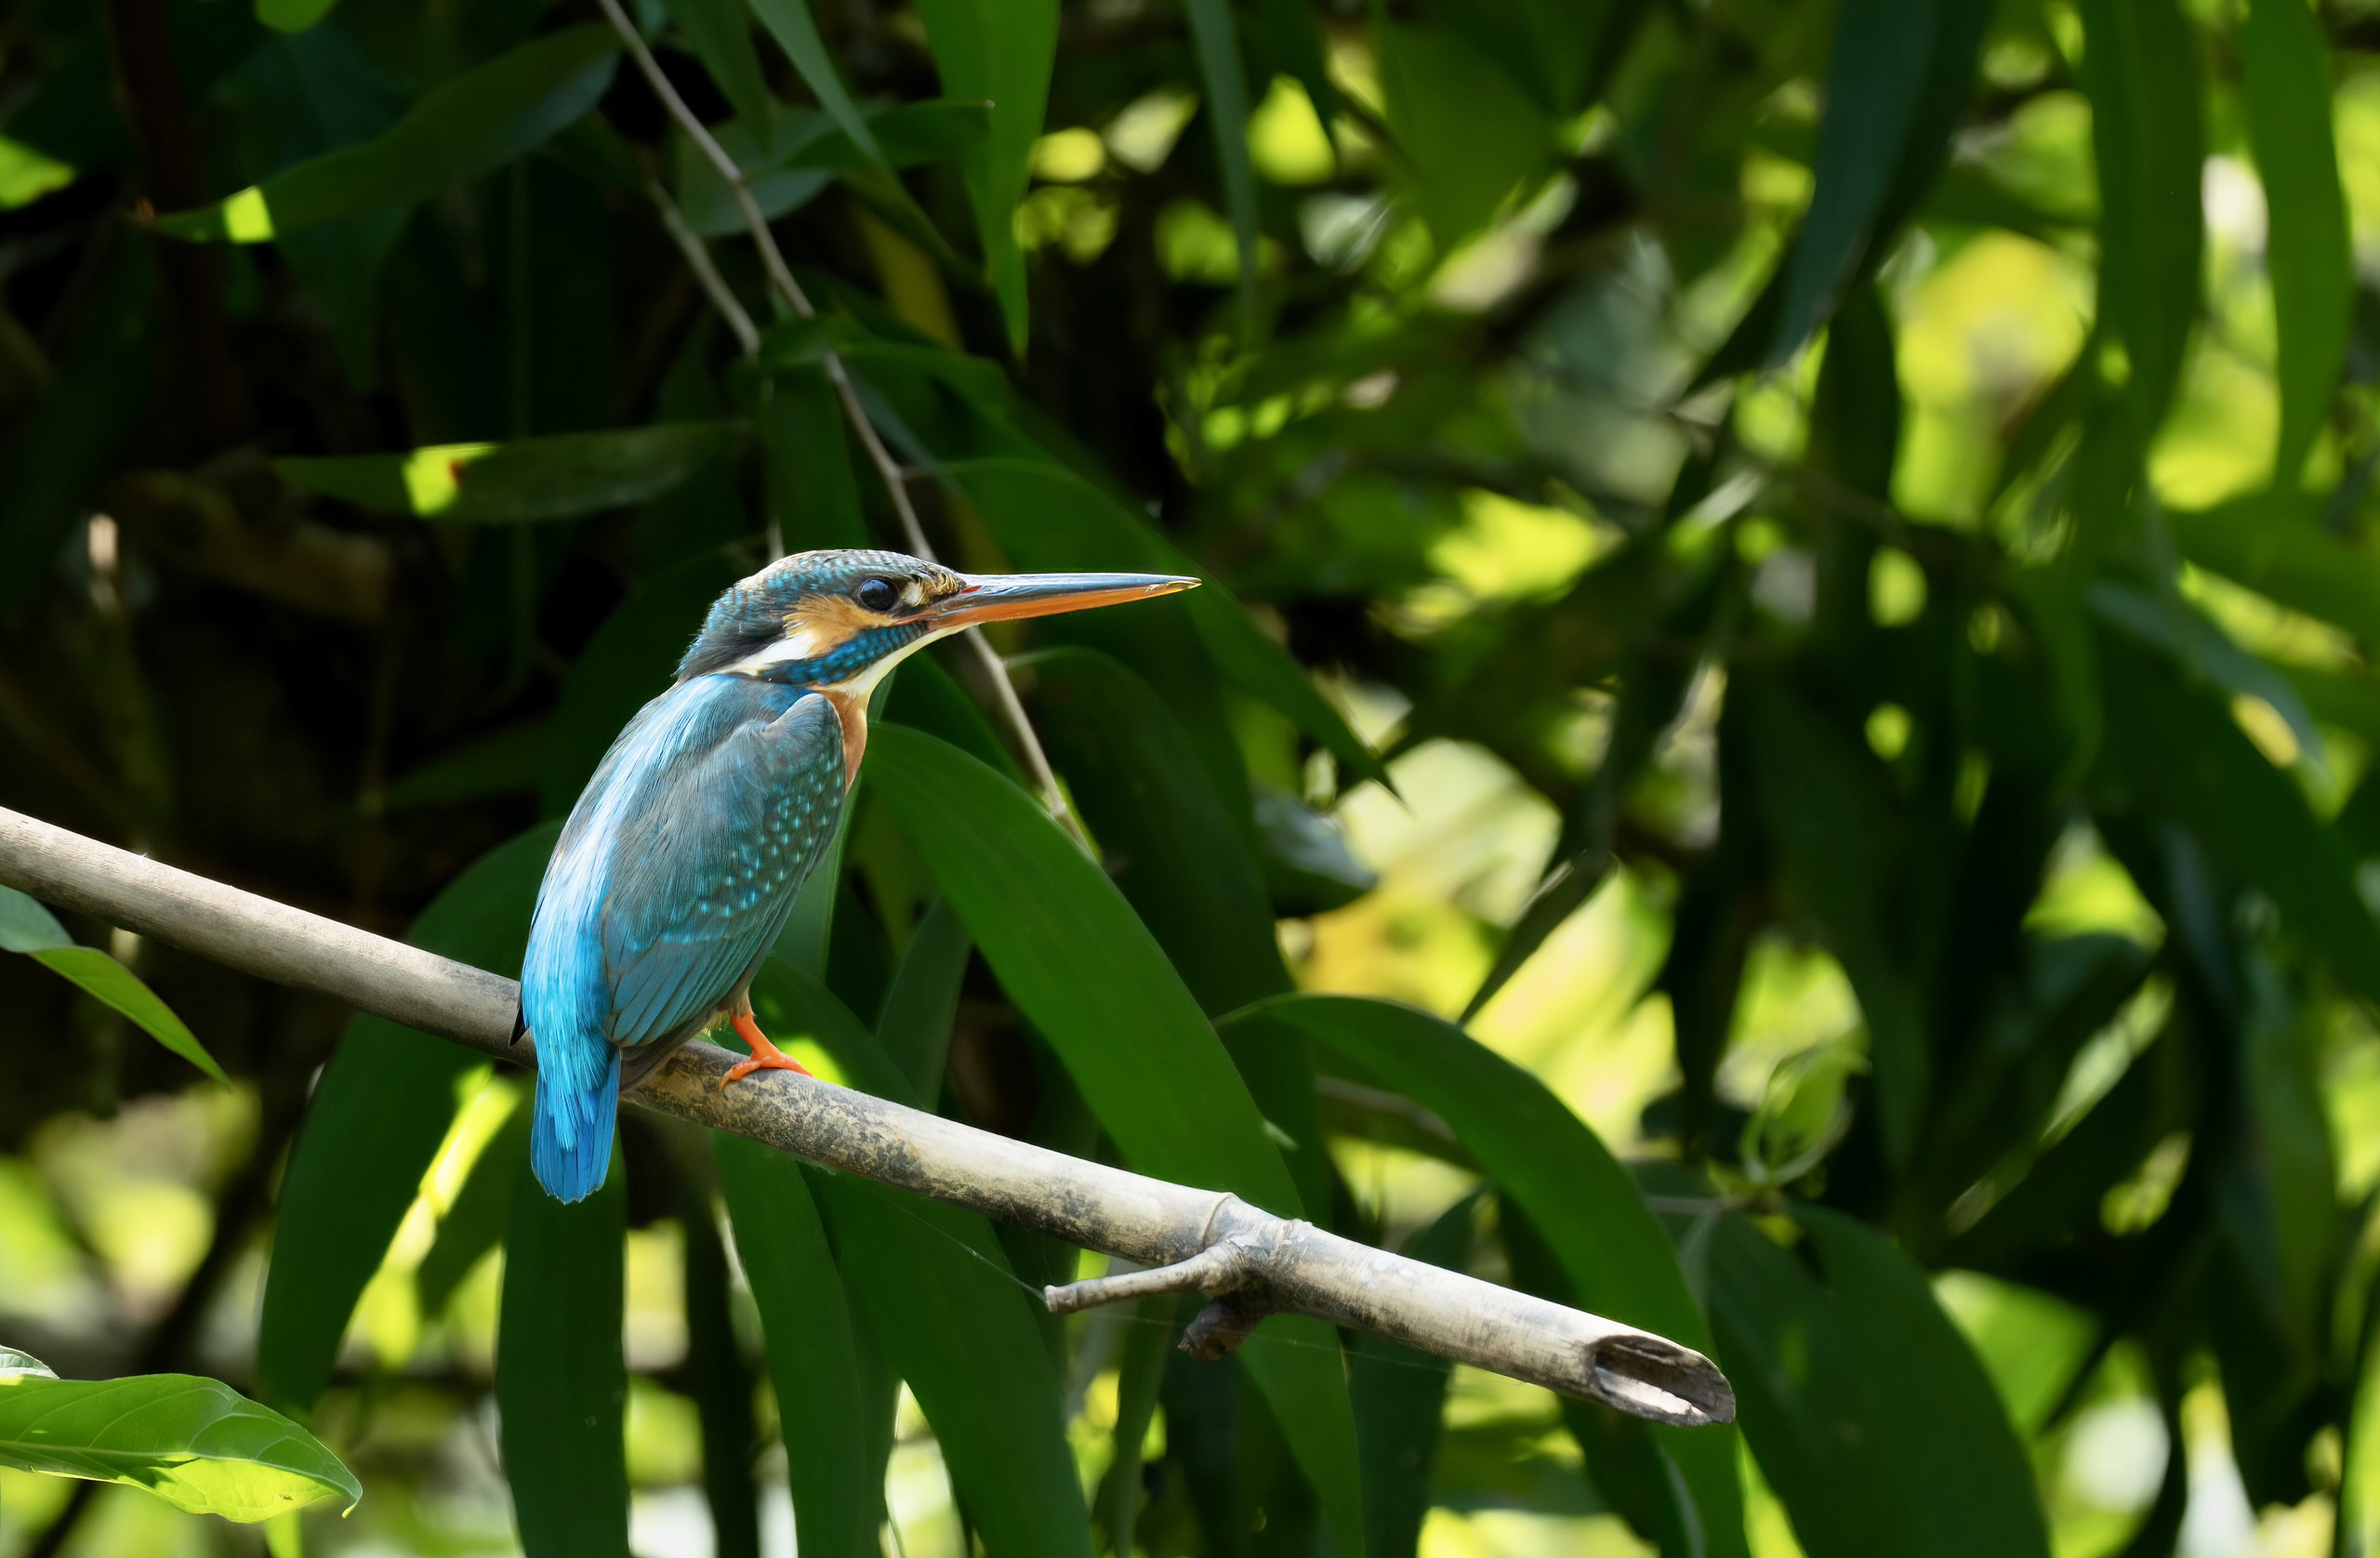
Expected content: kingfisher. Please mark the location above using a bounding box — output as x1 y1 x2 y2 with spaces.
522 548 1197 1201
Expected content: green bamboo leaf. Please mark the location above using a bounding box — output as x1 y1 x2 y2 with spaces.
258 824 558 1408
764 368 866 550
680 1169 761 1558
940 456 1391 791
2087 581 2324 772
542 549 750 816
0 1367 360 1522
497 1147 628 1558
2238 0 2349 484
2162 497 2380 646
1766 0 1944 362
1183 0 1258 323
1243 993 1747 1557
0 884 72 952
273 423 735 525
31 947 229 1087
3 885 228 1084
1711 1207 2049 1557
717 1136 879 1558
1095 1297 1174 1553
874 896 970 1096
863 726 1366 1555
415 1102 529 1318
154 26 620 243
747 0 884 165
2076 0 2204 438
2099 631 2380 1003
663 0 776 151
747 965 1093 1558
1354 1195 1475 1558
256 0 340 32
910 0 1057 350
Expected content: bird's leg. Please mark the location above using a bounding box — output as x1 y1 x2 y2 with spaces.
720 1009 815 1089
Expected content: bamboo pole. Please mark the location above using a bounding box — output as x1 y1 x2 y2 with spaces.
0 805 1734 1426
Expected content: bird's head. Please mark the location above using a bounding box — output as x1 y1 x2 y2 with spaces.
675 548 1199 693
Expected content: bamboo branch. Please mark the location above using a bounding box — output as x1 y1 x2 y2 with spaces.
593 0 1086 840
0 805 1735 1427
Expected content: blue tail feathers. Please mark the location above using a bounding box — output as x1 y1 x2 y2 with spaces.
530 1044 621 1203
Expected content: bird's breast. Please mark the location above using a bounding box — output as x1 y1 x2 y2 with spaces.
817 686 867 786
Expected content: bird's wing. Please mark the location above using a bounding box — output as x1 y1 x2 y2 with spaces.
596 678 848 1052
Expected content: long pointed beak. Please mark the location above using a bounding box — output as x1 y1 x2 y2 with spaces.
926 570 1200 629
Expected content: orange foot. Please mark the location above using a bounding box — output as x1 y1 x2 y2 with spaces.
720 1010 817 1090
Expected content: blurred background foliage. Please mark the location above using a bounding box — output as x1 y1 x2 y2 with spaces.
4 0 2380 1552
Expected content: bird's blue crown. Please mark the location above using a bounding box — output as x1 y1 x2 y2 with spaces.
674 549 961 686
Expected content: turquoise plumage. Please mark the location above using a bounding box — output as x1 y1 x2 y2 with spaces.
521 548 1197 1202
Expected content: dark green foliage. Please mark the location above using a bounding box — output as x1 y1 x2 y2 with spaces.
4 0 2376 1552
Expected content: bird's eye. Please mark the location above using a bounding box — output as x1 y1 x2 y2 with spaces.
853 577 900 613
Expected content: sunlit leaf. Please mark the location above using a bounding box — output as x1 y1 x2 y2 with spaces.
0 1367 360 1523
864 726 1366 1554
911 0 1056 350
497 1145 628 1558
2238 0 2349 483
258 825 558 1408
2165 494 2380 648
747 0 884 166
1183 0 1257 322
30 946 229 1087
154 27 620 243
274 423 735 524
1354 1195 1475 1558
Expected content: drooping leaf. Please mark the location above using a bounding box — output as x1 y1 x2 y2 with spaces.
415 1101 529 1318
258 824 558 1408
679 1167 760 1558
1376 18 1555 249
874 895 969 1095
274 423 735 524
2076 0 2204 437
716 1135 879 1558
910 0 1057 350
663 0 776 151
155 26 621 243
29 947 230 1087
0 1369 360 1522
747 965 1093 1558
1710 1208 2050 1557
1245 993 1747 1557
1354 1195 1476 1558
2088 580 2323 771
497 1147 628 1558
2238 0 2349 483
256 0 339 33
763 367 866 550
941 456 1390 789
2164 494 2380 649
0 883 70 954
1183 0 1257 323
747 0 884 166
863 726 1366 1555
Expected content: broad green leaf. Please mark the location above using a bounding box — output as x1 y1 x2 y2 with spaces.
1710 1208 2049 1557
2098 631 2380 1003
274 423 734 524
885 650 1019 781
1354 1195 1475 1558
1462 848 1610 1022
911 0 1057 350
747 965 1092 1558
498 1147 628 1558
1183 0 1258 323
415 1102 529 1318
258 824 558 1408
2088 581 2323 771
0 884 71 952
1767 0 1944 362
542 549 748 816
155 27 620 243
863 726 1366 1555
663 0 776 152
680 1172 761 1558
874 896 969 1095
1024 647 1288 1014
30 946 229 1087
2076 0 2204 437
1095 1297 1175 1553
256 0 338 32
1377 18 1555 249
1246 993 1747 1557
764 368 866 550
717 1135 879 1558
2165 494 2380 648
747 0 884 165
941 456 1390 789
0 1368 359 1522
2238 0 2349 483
2 885 227 1083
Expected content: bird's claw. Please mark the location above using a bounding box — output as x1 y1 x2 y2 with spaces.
719 1010 816 1091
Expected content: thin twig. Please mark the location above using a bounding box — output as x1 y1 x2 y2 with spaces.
0 805 1736 1426
594 0 1083 836
649 179 760 358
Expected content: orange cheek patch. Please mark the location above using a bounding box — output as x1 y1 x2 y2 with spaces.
780 596 887 660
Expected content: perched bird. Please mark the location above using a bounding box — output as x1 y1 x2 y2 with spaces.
522 548 1197 1201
